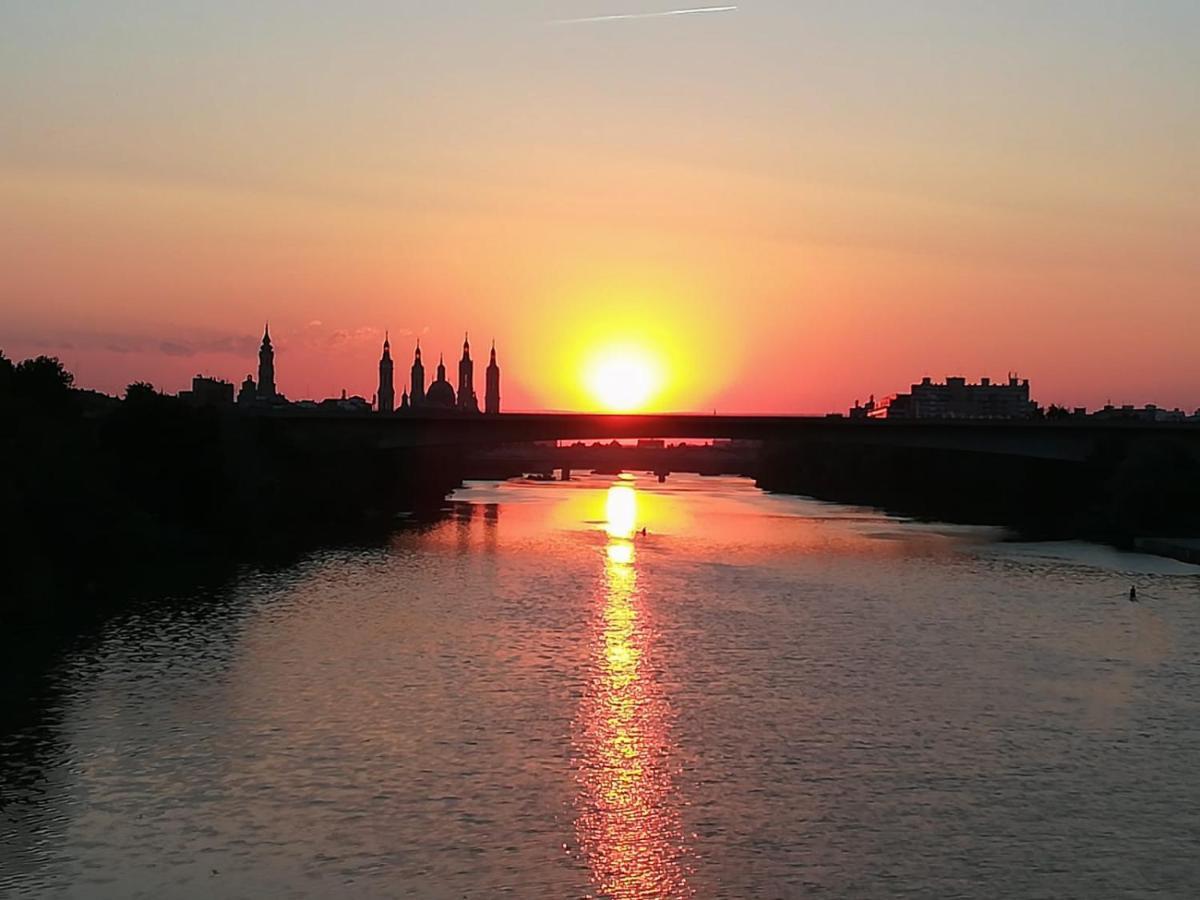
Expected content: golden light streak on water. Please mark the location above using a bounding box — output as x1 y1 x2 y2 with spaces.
573 482 692 899
605 483 639 540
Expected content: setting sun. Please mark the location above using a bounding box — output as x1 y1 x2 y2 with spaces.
585 348 663 412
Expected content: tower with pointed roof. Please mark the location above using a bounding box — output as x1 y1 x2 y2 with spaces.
257 323 276 400
457 333 478 412
377 332 394 413
410 340 425 407
485 340 501 414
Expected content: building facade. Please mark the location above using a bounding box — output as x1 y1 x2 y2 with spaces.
180 375 234 406
1092 403 1190 423
863 375 1036 420
237 375 256 405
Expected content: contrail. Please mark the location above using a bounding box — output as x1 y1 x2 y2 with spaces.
552 5 738 25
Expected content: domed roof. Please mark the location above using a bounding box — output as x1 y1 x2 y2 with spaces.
425 378 456 408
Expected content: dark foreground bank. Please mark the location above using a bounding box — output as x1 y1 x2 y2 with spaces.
756 438 1200 545
0 354 462 630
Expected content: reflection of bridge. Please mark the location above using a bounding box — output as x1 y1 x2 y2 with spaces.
266 412 1200 462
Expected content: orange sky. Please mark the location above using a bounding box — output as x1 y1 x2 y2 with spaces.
2 2 1198 412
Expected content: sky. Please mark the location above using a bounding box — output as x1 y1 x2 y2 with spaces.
1 1 1198 412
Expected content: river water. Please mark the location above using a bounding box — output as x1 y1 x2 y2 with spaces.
3 475 1200 898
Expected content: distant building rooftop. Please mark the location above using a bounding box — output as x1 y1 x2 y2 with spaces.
852 375 1036 420
179 375 234 407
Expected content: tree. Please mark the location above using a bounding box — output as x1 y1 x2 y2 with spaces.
124 381 158 403
12 355 75 406
0 350 13 396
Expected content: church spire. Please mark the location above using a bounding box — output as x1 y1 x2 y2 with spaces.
485 338 501 414
377 330 395 413
257 320 277 400
409 339 426 406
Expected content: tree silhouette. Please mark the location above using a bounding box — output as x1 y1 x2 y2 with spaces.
0 350 13 395
124 381 158 403
13 355 74 404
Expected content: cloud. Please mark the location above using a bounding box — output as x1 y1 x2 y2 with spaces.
159 341 195 357
5 330 259 359
319 325 381 350
551 5 737 25
7 322 415 362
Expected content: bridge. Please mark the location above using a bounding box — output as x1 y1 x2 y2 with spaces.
259 411 1200 462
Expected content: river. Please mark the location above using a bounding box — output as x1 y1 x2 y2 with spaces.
2 474 1199 898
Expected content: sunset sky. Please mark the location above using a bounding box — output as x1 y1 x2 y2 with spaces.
2 1 1197 412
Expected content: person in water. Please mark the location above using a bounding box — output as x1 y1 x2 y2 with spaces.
1129 586 1138 603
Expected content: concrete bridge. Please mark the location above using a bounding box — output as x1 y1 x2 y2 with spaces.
259 411 1200 462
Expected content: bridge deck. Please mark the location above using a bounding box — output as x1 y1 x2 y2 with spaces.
259 411 1200 461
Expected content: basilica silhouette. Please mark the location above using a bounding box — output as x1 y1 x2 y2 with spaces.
232 323 499 414
378 333 500 415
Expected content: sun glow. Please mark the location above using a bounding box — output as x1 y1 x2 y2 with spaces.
585 347 663 412
527 270 735 412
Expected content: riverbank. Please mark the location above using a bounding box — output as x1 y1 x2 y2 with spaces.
1 367 464 628
754 438 1200 548
1133 537 1200 565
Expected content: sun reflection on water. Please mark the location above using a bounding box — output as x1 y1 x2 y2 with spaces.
605 481 638 540
573 481 692 899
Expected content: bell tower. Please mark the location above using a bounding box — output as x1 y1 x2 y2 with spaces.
377 333 394 413
457 333 477 412
485 340 501 414
257 323 276 400
410 341 425 406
